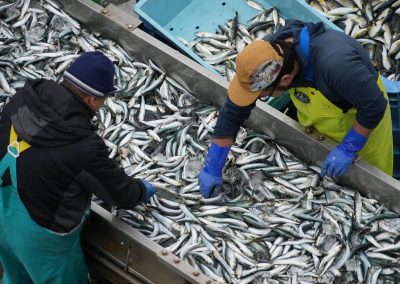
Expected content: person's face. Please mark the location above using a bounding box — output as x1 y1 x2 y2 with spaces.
259 61 299 99
85 95 107 112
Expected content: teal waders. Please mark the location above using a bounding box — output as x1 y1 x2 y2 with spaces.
0 125 88 284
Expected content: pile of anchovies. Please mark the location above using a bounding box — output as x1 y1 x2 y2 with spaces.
2 1 400 284
305 0 400 81
179 0 400 82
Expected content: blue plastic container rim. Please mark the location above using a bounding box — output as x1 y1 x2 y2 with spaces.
382 76 400 94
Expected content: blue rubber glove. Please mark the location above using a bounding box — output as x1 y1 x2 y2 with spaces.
199 142 230 198
321 127 368 177
142 179 155 203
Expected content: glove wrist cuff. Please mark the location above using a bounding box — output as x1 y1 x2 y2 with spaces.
340 127 368 153
142 180 154 202
203 142 230 176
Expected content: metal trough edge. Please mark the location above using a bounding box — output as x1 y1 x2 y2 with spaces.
84 203 213 283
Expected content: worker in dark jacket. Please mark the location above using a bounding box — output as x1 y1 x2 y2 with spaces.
199 20 393 198
0 52 155 283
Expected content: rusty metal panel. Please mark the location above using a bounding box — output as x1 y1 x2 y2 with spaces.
83 203 214 284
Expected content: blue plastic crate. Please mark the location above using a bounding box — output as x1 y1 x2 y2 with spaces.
382 76 400 94
388 87 400 179
134 0 340 72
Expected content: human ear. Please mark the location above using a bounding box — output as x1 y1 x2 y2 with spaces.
280 74 292 85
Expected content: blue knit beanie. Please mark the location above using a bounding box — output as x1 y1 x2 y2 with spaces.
63 51 119 97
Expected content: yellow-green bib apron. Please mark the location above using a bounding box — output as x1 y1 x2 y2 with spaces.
288 75 393 175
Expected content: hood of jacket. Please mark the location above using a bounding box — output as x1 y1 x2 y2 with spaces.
7 79 95 147
268 20 325 42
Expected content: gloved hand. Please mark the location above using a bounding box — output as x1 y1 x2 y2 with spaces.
321 127 368 177
199 142 230 198
142 179 155 203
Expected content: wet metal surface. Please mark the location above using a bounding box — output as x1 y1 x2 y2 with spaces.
102 0 138 18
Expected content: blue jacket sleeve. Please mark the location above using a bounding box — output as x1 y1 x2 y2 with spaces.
213 97 255 139
321 50 387 129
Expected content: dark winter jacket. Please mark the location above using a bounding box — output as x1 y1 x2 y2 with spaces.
214 20 387 139
0 79 146 233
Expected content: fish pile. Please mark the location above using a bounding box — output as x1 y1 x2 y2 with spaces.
0 0 139 104
100 87 400 283
305 0 400 81
92 33 400 284
177 0 285 86
2 1 400 284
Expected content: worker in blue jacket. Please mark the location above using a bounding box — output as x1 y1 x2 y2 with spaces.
199 20 393 198
0 52 155 283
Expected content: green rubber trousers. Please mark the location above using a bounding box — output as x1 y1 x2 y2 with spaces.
0 127 88 284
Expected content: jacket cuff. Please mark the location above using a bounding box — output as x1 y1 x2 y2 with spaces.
133 178 147 203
